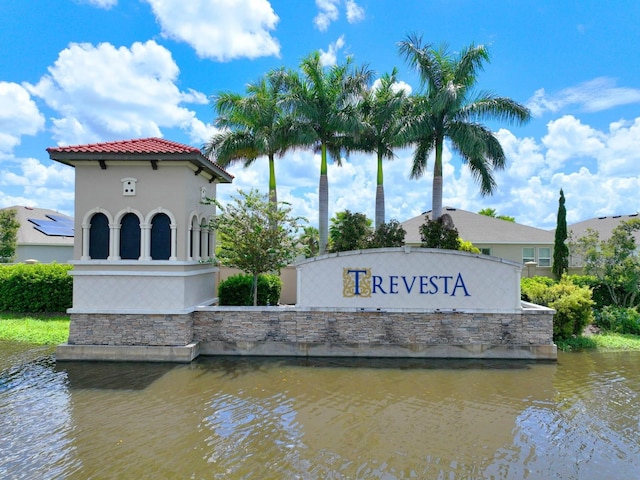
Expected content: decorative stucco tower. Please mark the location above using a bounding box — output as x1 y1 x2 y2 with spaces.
48 137 233 361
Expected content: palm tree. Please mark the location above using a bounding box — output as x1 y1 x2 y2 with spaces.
204 70 294 207
352 68 410 230
398 35 531 220
278 52 373 254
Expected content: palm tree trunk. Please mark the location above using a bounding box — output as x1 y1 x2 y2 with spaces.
319 145 329 254
268 155 277 206
431 138 444 220
375 151 385 229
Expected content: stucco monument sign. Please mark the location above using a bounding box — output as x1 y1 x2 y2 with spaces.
49 137 556 363
296 247 520 311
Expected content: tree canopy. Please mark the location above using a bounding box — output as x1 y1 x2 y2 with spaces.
208 189 304 305
0 209 20 263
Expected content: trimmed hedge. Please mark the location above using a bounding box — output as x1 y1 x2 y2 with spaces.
0 263 73 313
217 273 282 306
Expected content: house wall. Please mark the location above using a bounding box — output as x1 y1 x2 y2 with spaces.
15 244 73 264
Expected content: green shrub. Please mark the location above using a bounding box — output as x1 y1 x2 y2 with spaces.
522 277 594 341
217 273 282 306
594 306 640 335
0 263 73 313
521 276 556 302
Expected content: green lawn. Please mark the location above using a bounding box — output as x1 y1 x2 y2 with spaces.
0 314 70 345
556 332 640 352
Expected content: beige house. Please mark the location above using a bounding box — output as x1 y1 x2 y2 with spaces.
48 137 233 314
401 207 556 277
1 205 74 263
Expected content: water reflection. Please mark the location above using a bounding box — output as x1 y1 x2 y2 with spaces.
1 343 639 479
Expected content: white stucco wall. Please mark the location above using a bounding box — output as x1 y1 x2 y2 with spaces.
296 247 522 312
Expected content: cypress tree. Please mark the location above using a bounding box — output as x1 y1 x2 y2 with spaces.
552 189 569 279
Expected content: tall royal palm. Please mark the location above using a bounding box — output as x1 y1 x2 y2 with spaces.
204 71 293 207
398 35 531 220
280 52 372 254
353 68 410 230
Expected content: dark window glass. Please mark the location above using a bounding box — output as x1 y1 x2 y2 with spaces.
151 213 171 260
89 213 109 259
120 213 141 260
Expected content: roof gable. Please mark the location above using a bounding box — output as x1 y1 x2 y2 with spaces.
568 213 640 243
402 207 555 244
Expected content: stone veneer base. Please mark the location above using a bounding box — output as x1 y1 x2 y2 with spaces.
57 303 557 362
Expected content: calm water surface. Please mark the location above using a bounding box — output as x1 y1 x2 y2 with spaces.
1 341 639 479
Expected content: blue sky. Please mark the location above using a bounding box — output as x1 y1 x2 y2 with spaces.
1 0 640 230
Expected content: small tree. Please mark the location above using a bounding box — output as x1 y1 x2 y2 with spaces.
368 219 406 248
208 189 304 306
328 210 373 253
552 189 569 279
420 214 460 250
298 226 319 258
571 218 640 307
0 208 20 263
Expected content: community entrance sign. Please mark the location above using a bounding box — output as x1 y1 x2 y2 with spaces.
296 247 522 311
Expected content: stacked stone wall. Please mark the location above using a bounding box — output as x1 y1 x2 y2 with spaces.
68 313 193 346
65 307 555 359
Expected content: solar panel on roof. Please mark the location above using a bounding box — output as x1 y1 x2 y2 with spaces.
33 225 74 237
28 215 74 237
46 214 73 225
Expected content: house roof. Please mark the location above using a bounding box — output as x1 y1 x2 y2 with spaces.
402 207 555 245
2 206 74 246
47 137 234 183
568 213 640 242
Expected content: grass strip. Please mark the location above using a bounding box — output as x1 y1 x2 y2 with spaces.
557 332 640 352
0 314 70 345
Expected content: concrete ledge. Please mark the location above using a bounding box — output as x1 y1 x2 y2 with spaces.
198 341 558 360
56 342 200 363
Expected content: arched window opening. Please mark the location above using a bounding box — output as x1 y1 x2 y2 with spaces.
151 213 171 260
89 213 109 259
120 213 141 260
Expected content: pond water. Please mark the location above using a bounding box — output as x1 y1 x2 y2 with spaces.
1 342 639 479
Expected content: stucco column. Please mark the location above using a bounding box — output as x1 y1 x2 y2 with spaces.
110 224 120 260
140 223 151 260
170 223 177 261
200 225 208 259
193 225 201 261
81 223 90 260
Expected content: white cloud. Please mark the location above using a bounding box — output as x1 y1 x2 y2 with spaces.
78 0 117 8
345 0 365 23
0 157 75 214
0 82 45 156
541 115 605 171
319 35 345 66
144 0 280 61
314 0 340 31
527 77 640 117
24 41 207 145
314 0 364 31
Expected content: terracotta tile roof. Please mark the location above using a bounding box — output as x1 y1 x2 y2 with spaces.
47 137 234 181
46 137 201 155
